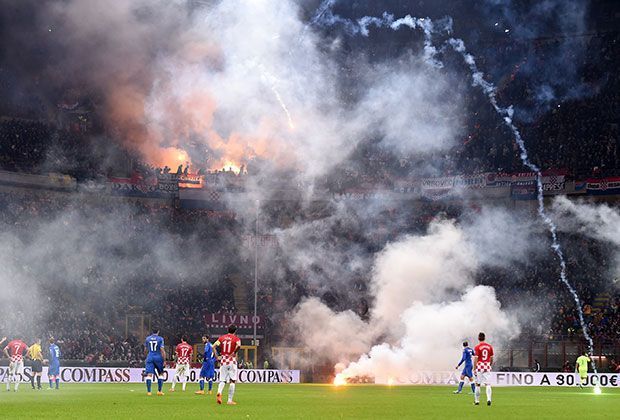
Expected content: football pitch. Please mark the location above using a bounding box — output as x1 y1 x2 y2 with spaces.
0 384 617 419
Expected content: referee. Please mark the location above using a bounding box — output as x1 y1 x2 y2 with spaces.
28 339 43 390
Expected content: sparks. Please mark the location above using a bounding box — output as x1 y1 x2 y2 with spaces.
387 377 394 386
271 86 295 130
258 67 295 130
223 161 242 174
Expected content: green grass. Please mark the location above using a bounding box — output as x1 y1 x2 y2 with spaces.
0 383 617 419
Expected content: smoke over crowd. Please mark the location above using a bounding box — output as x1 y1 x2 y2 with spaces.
0 0 618 380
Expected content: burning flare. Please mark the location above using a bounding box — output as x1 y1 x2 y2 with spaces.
333 374 347 386
149 147 191 169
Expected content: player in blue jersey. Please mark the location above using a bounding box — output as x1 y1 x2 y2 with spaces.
195 334 216 395
48 338 61 390
454 341 476 394
144 328 166 396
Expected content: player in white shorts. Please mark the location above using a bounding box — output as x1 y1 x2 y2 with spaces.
3 338 29 392
170 335 193 392
473 332 494 406
213 325 242 405
219 359 238 382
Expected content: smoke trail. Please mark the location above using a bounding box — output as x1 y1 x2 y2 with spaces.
312 2 598 371
551 196 620 287
259 68 296 130
446 39 597 368
313 5 451 68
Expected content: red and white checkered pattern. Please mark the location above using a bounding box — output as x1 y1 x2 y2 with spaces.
476 361 492 373
220 354 237 366
5 340 28 363
175 343 193 364
10 354 24 363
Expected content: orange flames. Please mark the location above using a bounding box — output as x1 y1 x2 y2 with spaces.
103 54 297 174
148 147 191 169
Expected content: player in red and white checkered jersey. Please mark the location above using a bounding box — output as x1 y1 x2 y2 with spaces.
213 324 241 405
170 335 193 392
473 332 494 406
3 338 29 392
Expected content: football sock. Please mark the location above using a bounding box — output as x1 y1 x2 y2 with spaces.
199 379 205 391
228 383 236 402
171 375 177 390
470 383 476 393
208 380 213 391
146 379 152 393
15 380 19 391
486 385 492 402
182 376 187 391
31 375 35 389
217 381 225 395
157 378 163 392
37 376 41 388
474 385 481 403
6 378 10 391
55 378 59 389
457 381 464 392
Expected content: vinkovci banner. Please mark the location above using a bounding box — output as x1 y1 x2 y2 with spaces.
0 367 299 384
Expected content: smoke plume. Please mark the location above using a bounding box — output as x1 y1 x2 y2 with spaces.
289 215 527 381
552 196 620 286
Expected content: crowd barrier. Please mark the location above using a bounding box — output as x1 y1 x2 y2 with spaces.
0 366 300 384
3 367 617 387
374 371 620 387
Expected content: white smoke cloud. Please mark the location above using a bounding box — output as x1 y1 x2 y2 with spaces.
552 196 620 286
343 286 513 381
32 0 465 180
289 215 524 380
0 197 232 338
353 58 463 155
370 221 477 326
552 196 620 245
462 206 544 268
290 297 373 361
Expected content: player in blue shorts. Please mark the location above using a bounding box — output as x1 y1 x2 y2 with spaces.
144 328 166 396
195 334 216 395
48 338 61 390
454 341 476 394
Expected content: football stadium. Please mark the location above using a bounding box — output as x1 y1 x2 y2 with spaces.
0 0 619 419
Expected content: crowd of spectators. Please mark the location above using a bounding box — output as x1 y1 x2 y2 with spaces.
0 176 617 368
0 118 113 180
323 31 619 191
0 190 240 363
1 33 617 192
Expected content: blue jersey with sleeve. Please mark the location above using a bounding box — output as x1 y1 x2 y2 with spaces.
457 347 474 368
49 344 61 363
203 342 215 363
145 334 164 360
199 342 216 379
